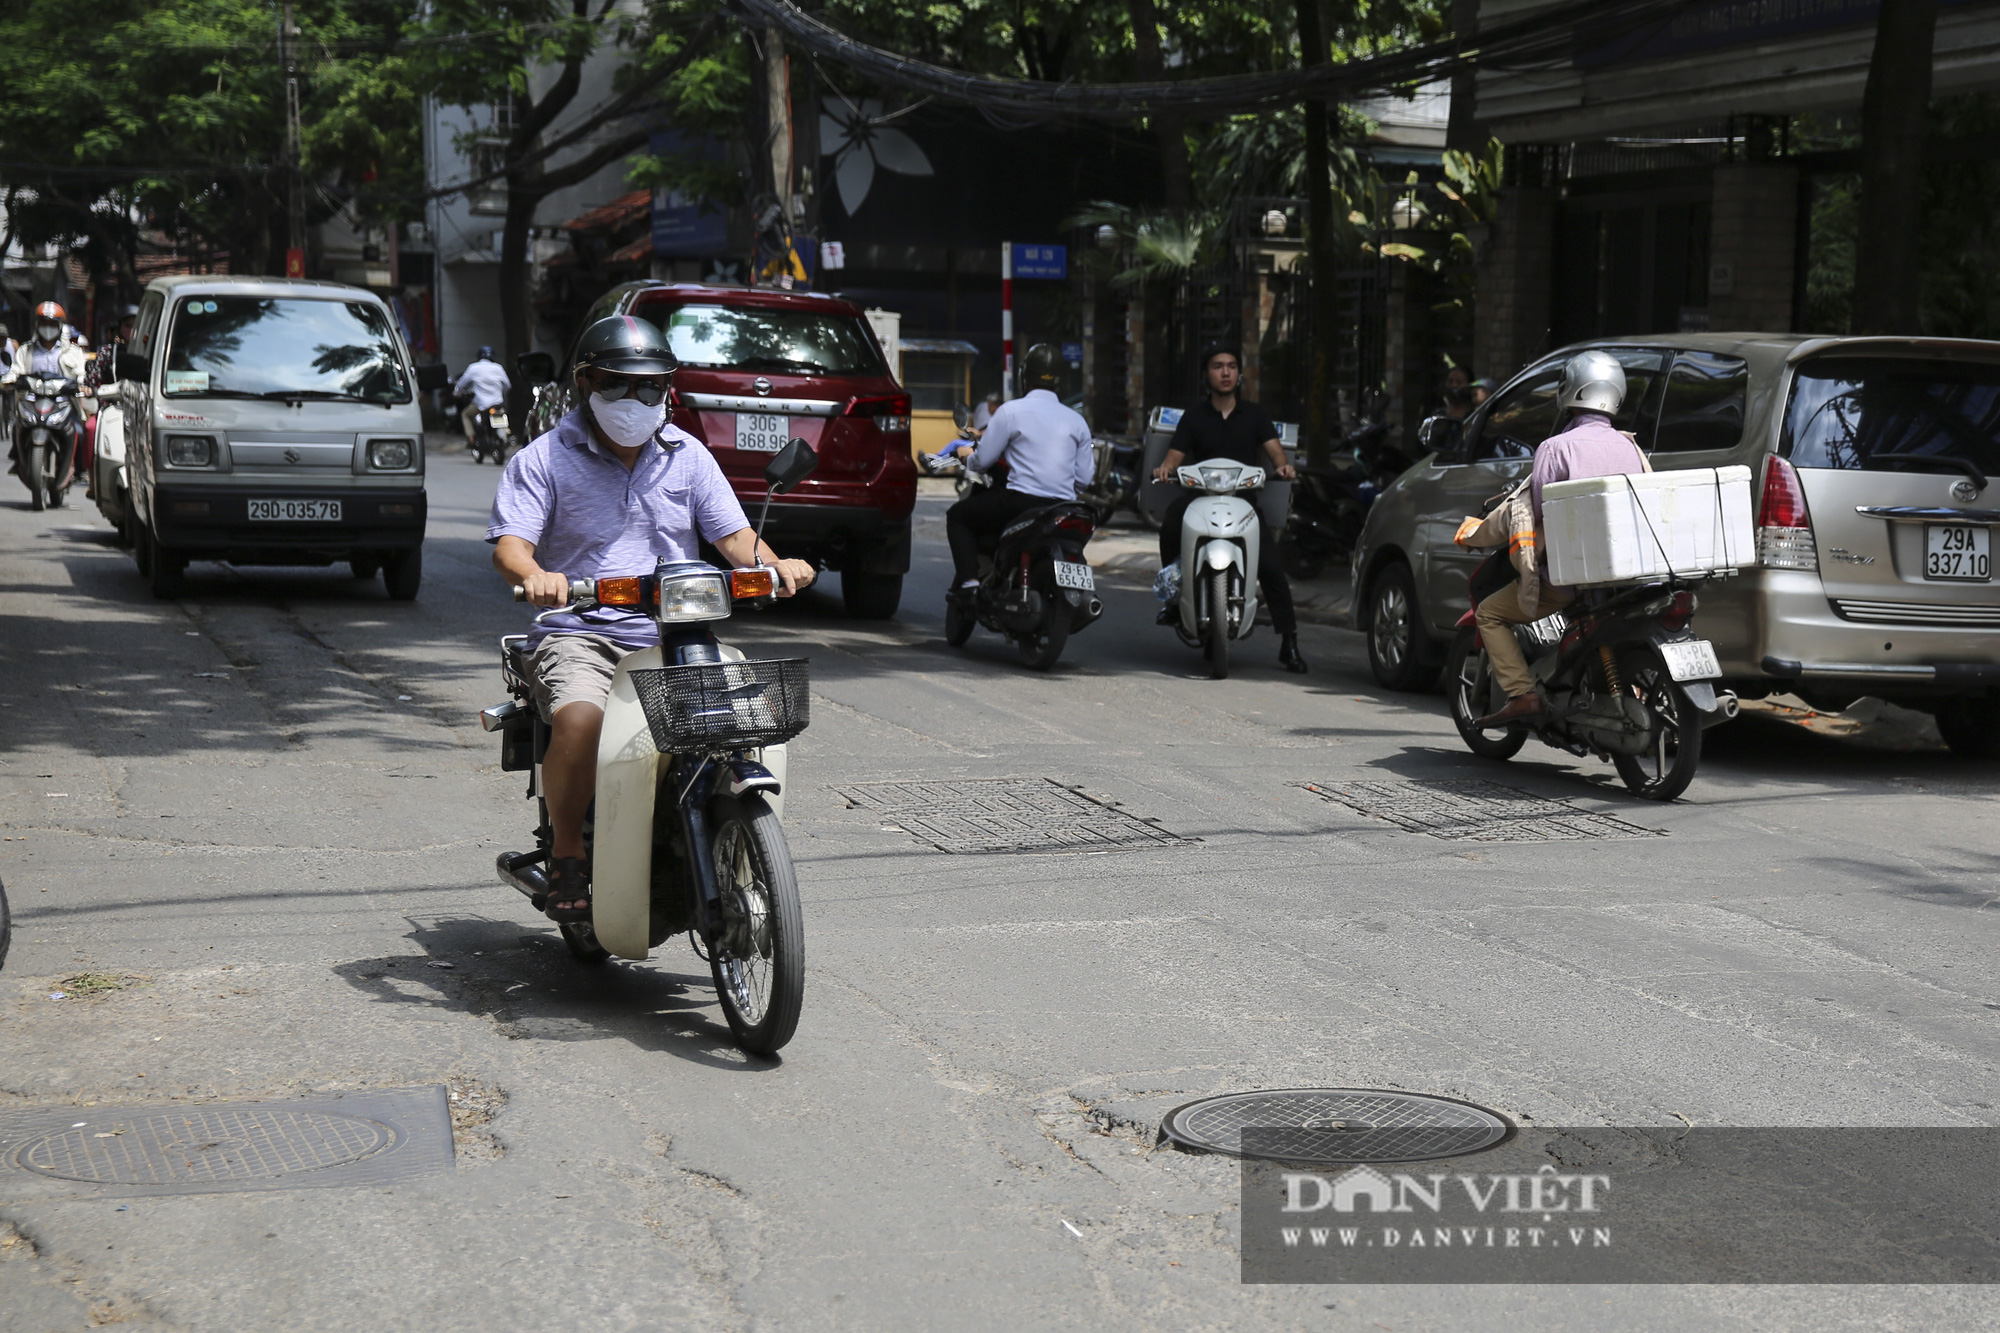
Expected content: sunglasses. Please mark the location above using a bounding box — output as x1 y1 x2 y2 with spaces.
589 376 669 406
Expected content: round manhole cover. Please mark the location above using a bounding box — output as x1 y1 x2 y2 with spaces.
17 1108 395 1185
1160 1088 1511 1164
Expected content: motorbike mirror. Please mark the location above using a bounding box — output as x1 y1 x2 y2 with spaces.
515 351 555 386
413 362 450 393
952 401 971 430
766 438 818 494
115 351 151 384
1417 414 1463 458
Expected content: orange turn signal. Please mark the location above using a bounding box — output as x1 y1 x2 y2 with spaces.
730 568 777 599
596 576 642 606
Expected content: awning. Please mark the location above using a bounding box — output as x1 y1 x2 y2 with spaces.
899 338 980 355
562 190 650 235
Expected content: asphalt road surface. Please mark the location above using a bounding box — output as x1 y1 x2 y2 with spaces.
1 447 1996 1330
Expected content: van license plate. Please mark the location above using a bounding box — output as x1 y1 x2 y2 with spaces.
1052 561 1094 591
1659 639 1721 682
735 413 788 452
248 499 340 521
1925 524 1991 581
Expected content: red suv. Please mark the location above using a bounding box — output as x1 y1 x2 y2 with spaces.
531 282 917 618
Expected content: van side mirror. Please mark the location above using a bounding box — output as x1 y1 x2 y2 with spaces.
1418 414 1463 458
952 401 971 430
766 438 818 494
515 351 555 386
116 352 151 384
414 362 450 393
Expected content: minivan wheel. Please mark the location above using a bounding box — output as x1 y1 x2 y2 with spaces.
382 548 422 601
143 526 184 599
1365 561 1442 691
841 571 902 619
1935 698 2000 759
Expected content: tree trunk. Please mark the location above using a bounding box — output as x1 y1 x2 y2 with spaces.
499 181 538 425
1128 0 1191 209
1853 0 1937 335
1294 0 1338 467
1445 0 1482 152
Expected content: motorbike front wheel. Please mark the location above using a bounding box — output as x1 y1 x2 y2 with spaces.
1445 628 1528 760
1611 645 1702 801
1205 567 1230 680
24 444 46 512
707 794 804 1056
1016 596 1070 671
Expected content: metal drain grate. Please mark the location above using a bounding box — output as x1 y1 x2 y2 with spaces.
834 777 1195 855
0 1086 454 1201
1162 1088 1511 1164
1298 779 1666 842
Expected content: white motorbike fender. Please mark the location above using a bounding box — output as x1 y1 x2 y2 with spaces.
591 643 785 962
1178 495 1257 627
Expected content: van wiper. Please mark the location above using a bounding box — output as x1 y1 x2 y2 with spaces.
1871 452 1988 492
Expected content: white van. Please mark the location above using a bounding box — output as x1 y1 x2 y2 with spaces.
116 275 444 598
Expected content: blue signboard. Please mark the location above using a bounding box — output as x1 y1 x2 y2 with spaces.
649 131 729 258
1013 244 1067 279
1060 341 1083 366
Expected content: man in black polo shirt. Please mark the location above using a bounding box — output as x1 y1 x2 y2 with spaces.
1153 344 1307 673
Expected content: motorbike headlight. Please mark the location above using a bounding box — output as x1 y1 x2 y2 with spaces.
655 572 730 623
165 435 212 467
367 438 414 470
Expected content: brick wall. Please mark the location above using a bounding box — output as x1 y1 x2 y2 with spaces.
1474 186 1556 384
1708 164 1799 333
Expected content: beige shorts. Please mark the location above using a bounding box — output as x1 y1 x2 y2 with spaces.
527 632 632 719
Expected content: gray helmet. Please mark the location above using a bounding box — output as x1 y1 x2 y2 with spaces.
575 315 677 376
1555 349 1625 416
1020 342 1063 391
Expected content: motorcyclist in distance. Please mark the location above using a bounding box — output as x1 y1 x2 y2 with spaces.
454 345 511 449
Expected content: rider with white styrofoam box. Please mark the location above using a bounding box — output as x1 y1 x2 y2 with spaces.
1541 465 1755 587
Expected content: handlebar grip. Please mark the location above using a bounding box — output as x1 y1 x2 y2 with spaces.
512 585 527 601
514 579 595 605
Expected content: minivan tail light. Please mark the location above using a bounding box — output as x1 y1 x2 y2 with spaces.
1757 456 1817 570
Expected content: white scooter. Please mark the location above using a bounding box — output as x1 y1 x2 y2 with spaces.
1163 458 1266 680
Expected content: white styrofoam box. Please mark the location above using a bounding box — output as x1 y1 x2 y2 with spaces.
1542 466 1754 586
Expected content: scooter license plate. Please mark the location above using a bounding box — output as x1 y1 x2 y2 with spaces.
1659 639 1721 682
1052 560 1095 591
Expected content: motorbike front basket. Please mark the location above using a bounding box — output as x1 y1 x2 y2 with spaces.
628 658 810 753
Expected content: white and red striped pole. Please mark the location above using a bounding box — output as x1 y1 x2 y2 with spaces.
1000 240 1014 401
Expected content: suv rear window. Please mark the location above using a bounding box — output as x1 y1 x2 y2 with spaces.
636 302 886 376
1784 357 2000 474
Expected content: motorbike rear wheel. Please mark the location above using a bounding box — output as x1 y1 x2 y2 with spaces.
707 794 804 1056
560 919 611 963
1611 646 1702 801
1016 598 1070 670
1445 628 1528 760
943 592 975 647
25 444 46 512
1205 567 1230 680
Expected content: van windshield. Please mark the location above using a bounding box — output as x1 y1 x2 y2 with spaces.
163 296 411 402
1784 357 2000 476
639 302 885 376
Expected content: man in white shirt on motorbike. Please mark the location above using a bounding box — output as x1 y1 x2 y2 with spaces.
454 345 512 448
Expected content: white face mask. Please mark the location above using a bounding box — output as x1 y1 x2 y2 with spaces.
36 323 60 344
588 393 664 448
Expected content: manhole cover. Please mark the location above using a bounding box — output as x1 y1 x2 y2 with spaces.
1298 779 1666 842
16 1107 395 1185
834 777 1195 854
1161 1088 1512 1164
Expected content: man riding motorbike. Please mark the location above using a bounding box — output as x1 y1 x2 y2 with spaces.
1465 349 1650 729
1153 343 1307 674
455 345 512 450
944 343 1093 601
2 302 90 480
488 316 816 922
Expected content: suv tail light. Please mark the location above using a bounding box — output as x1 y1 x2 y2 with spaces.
1757 456 1817 570
845 393 911 434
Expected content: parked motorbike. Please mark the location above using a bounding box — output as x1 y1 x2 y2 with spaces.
1444 560 1739 801
12 375 80 511
943 475 1103 671
470 403 511 464
486 439 820 1056
1283 401 1416 577
1078 435 1144 527
1160 457 1268 680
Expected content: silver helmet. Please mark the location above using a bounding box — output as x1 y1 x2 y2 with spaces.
1555 350 1626 416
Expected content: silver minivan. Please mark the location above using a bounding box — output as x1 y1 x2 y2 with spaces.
1352 333 2000 756
117 275 441 598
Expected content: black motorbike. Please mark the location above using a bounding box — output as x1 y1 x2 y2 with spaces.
1445 558 1739 801
1283 402 1415 577
944 476 1104 671
12 374 80 511
469 402 511 464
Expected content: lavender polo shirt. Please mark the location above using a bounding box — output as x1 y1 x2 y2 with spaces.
487 409 750 648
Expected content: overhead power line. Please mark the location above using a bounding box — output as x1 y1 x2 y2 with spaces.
733 0 1705 120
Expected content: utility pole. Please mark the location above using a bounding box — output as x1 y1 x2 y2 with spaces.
1293 0 1338 469
281 3 306 278
1853 0 1938 334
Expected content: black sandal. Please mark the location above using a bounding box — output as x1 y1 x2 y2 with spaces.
545 857 593 923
